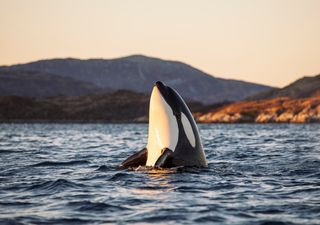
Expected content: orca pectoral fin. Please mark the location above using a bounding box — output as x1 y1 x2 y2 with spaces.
118 148 147 169
154 148 173 168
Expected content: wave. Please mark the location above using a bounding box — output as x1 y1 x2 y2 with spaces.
30 160 90 167
68 200 130 212
108 172 131 181
25 178 85 193
95 165 114 171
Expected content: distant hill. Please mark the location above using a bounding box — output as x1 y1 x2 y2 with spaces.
248 74 320 100
0 70 104 97
0 91 204 122
1 90 318 123
1 73 319 123
0 55 272 104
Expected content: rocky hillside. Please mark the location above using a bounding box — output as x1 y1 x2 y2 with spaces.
195 97 320 123
0 55 271 103
196 74 320 123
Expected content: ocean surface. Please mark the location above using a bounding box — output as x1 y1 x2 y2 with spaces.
0 123 319 225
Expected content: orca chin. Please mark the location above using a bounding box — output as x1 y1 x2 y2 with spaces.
119 81 208 169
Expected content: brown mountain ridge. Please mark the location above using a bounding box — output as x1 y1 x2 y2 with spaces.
196 74 320 123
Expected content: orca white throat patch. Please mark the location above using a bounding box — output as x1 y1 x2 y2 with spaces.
146 86 179 166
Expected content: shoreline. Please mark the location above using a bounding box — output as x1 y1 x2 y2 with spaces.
0 120 319 124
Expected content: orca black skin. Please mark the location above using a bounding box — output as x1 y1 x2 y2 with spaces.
119 81 207 169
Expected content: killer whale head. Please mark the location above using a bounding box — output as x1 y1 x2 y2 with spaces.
146 81 207 167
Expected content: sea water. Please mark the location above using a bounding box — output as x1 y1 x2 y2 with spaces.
0 123 319 224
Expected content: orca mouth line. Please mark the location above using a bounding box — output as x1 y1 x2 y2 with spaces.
154 81 181 117
155 81 165 90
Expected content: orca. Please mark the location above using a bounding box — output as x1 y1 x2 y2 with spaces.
119 81 207 168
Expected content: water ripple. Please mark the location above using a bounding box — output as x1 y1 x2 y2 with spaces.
68 200 130 212
0 123 319 224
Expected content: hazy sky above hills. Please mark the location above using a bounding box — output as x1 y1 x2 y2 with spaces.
1 0 320 87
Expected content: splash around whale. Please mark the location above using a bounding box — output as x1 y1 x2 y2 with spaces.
119 81 207 169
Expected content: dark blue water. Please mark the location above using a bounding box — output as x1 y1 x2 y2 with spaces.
0 124 319 225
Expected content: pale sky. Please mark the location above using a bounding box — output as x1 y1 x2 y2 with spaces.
1 0 320 87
